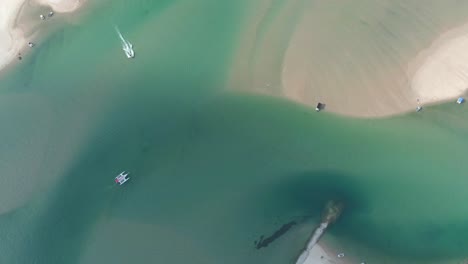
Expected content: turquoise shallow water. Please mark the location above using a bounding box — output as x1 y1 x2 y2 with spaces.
1 0 468 263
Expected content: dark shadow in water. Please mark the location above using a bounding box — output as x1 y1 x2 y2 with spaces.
268 171 468 262
267 170 371 223
254 221 297 249
250 170 370 256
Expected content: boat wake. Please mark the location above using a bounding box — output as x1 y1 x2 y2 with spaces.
115 26 135 59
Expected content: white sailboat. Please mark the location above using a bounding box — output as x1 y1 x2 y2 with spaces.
115 26 135 59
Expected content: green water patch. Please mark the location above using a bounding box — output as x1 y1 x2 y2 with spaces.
3 0 468 263
193 93 468 262
5 90 468 263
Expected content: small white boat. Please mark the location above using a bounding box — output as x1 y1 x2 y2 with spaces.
115 171 130 185
115 27 135 59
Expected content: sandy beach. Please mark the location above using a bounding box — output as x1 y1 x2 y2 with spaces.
0 0 27 71
409 23 468 105
0 0 83 73
36 0 84 13
227 1 468 118
303 243 351 264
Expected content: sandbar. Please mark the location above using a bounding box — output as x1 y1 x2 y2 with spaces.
227 1 468 118
0 0 84 74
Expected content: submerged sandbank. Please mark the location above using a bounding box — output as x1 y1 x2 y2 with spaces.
0 0 84 73
227 1 468 118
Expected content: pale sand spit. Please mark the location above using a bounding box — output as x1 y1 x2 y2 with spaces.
0 0 83 73
410 23 468 105
36 0 84 13
303 243 352 264
0 0 27 71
